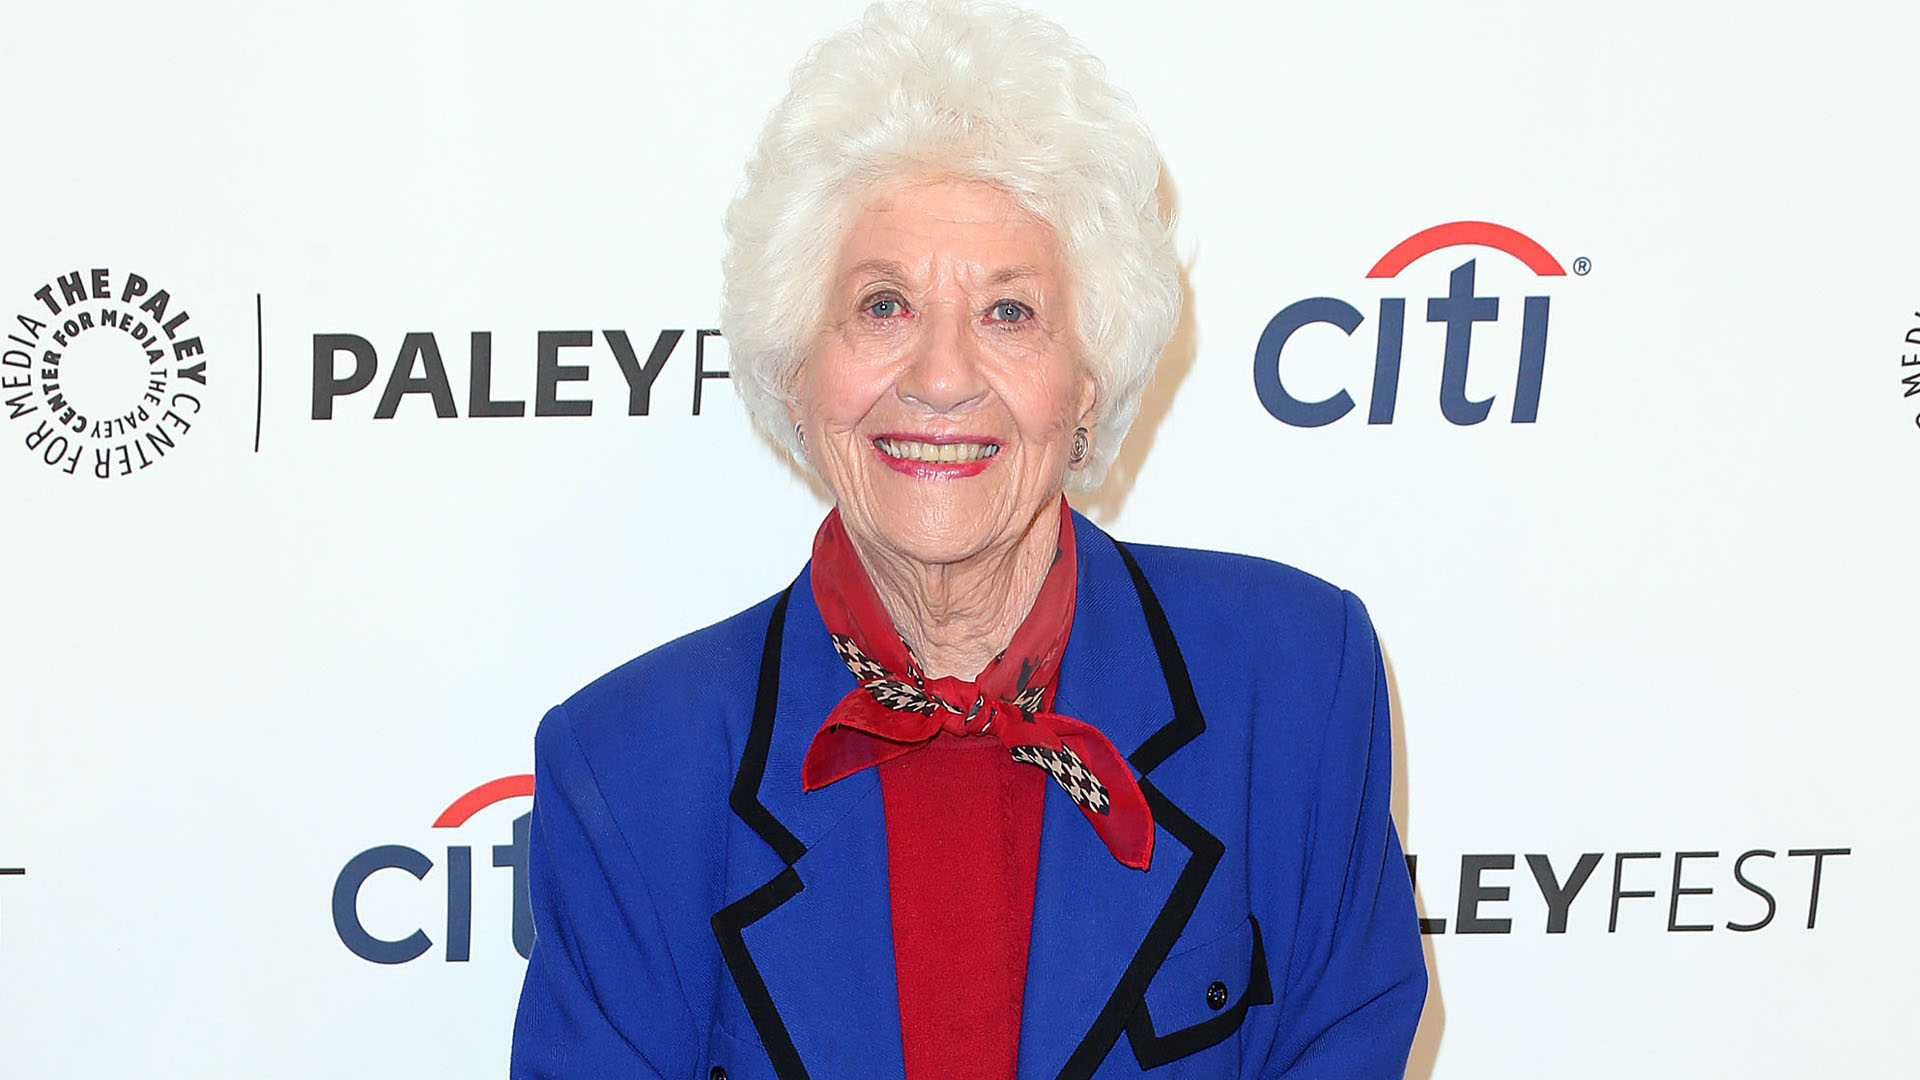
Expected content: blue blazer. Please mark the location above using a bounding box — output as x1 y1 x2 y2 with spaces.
511 514 1425 1078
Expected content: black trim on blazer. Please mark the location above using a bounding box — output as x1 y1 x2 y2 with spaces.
1124 916 1274 1069
1059 778 1224 1077
712 587 811 1079
1053 543 1227 1079
728 587 804 866
712 868 807 1079
1115 541 1205 774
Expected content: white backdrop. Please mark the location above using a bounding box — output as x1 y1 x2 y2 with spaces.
2 1 1915 1076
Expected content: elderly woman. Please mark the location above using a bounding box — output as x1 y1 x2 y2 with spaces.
511 2 1424 1078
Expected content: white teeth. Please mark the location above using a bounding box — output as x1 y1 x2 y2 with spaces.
875 438 1000 463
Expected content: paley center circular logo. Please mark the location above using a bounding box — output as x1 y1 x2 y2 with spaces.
3 268 208 479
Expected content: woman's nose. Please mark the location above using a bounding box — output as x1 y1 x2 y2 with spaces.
897 308 988 414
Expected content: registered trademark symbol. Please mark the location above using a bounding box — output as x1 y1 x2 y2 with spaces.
1572 256 1592 276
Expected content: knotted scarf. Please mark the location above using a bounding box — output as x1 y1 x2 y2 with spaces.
800 502 1154 871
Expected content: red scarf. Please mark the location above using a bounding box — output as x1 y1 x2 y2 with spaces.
801 502 1154 871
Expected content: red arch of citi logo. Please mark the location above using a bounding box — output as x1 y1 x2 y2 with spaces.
1255 220 1569 427
1365 220 1566 279
332 774 536 964
432 774 534 827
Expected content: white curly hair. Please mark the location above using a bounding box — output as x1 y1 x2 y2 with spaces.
719 0 1181 490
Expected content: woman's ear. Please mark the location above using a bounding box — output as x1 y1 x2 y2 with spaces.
786 400 807 457
1065 376 1098 472
785 365 808 445
1073 373 1099 432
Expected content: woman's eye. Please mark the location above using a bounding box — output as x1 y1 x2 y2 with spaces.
989 300 1029 323
865 295 903 318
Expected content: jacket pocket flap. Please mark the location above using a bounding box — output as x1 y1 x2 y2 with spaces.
1127 915 1272 1069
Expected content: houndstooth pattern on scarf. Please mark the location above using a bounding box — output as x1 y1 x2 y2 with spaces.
1008 745 1112 815
830 631 1111 815
865 677 944 716
830 633 891 683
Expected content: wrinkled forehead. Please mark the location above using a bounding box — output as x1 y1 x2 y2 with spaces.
828 177 1066 293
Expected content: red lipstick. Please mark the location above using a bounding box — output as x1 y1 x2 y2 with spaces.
870 433 1002 479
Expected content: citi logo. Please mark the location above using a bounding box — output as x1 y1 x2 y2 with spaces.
1253 221 1579 427
332 775 533 965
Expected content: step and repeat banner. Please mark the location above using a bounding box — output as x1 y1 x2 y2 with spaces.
2 1 1913 1076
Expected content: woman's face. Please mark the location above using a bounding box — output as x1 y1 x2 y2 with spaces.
795 178 1093 572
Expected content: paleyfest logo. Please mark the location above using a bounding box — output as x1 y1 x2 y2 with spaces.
333 775 534 965
1406 846 1850 935
1254 221 1578 427
3 268 208 478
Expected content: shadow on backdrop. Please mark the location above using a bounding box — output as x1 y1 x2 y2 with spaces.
1078 168 1196 523
1382 640 1444 1080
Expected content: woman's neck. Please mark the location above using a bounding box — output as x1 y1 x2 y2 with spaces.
847 499 1064 681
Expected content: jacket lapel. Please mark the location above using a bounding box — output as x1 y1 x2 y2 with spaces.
714 571 906 1080
717 518 1220 1080
1017 516 1222 1080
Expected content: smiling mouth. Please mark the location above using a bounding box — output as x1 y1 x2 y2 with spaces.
872 437 1001 464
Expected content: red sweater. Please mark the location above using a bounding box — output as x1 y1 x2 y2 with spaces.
880 733 1045 1079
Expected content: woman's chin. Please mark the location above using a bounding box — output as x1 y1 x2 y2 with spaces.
852 496 1045 570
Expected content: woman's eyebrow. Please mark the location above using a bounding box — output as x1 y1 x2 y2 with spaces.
843 258 912 283
986 265 1043 287
840 259 1043 291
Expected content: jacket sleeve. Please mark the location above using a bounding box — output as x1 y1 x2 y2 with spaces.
1260 590 1427 1077
510 704 698 1079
